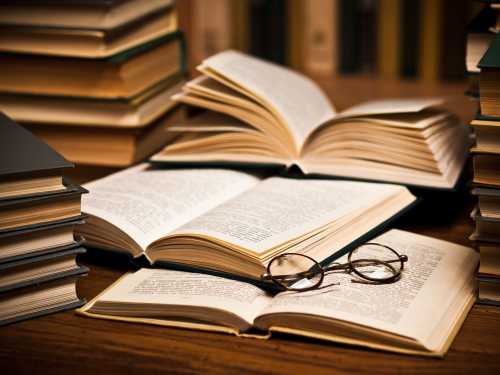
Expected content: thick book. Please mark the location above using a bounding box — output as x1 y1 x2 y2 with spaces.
0 272 87 326
0 6 177 58
77 163 416 284
25 106 185 167
0 32 185 99
0 76 185 128
0 247 87 293
0 0 173 31
78 229 478 358
151 51 470 190
470 114 500 154
0 218 85 263
472 187 500 219
0 112 72 199
477 243 500 306
0 182 86 233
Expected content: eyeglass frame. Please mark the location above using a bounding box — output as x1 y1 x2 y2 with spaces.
261 242 409 292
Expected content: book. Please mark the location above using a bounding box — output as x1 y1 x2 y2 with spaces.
77 163 416 284
0 247 87 293
302 0 338 76
0 273 86 326
0 6 177 58
478 244 500 305
0 32 184 99
377 0 401 78
472 187 500 219
400 0 420 78
78 229 478 357
0 219 84 263
0 76 185 128
479 32 500 116
0 182 86 232
0 0 173 30
0 112 72 199
470 208 500 243
25 106 185 167
151 51 470 190
473 154 500 187
470 115 500 154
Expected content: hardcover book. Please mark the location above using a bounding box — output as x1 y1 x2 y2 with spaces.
151 51 469 190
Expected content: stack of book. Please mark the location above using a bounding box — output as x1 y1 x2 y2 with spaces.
468 6 500 306
0 113 88 325
0 0 186 168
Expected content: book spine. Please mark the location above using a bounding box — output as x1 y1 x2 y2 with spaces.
302 0 338 76
400 0 420 78
418 0 443 81
339 0 361 73
377 0 401 78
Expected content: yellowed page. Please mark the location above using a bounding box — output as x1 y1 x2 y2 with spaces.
199 50 336 151
335 98 444 119
81 164 260 250
86 268 273 327
170 177 404 255
258 229 478 352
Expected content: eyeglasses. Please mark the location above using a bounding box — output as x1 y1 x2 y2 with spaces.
261 242 408 292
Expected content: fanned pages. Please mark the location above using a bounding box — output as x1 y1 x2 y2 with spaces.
78 164 416 281
151 51 470 189
79 229 478 357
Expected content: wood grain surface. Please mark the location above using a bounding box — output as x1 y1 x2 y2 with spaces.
2 77 499 375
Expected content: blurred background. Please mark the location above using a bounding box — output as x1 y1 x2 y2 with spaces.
177 0 478 82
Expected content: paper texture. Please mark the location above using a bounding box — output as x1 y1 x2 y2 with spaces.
171 177 401 254
200 50 336 149
82 164 260 249
260 229 478 350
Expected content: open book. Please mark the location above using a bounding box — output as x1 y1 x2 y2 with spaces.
78 164 416 283
78 229 478 357
151 51 470 190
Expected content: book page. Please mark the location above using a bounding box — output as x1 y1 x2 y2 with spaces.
335 98 444 119
171 177 403 255
96 268 273 326
200 51 336 150
259 229 478 346
82 164 260 250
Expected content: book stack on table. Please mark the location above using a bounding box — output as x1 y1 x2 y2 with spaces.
0 113 88 326
467 3 500 306
0 0 186 169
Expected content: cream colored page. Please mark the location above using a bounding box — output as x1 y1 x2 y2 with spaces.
97 268 273 324
171 177 403 254
335 98 444 119
260 229 478 346
82 164 260 250
201 50 336 148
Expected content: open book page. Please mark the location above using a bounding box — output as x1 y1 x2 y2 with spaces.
82 164 261 250
94 268 273 327
200 51 336 152
258 229 478 349
170 177 405 256
333 98 445 120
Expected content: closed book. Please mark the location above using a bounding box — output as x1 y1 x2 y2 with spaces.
0 6 177 58
0 31 185 99
479 32 500 116
0 0 173 31
0 247 87 293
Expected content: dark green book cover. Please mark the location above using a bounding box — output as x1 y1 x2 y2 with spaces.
479 32 500 68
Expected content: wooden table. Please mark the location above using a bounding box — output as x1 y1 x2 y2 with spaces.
1 77 499 374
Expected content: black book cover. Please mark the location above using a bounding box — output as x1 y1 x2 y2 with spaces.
0 112 72 179
339 0 361 74
0 247 88 293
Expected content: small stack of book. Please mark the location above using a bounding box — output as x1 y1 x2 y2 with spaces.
0 0 186 168
0 113 88 325
468 5 500 306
